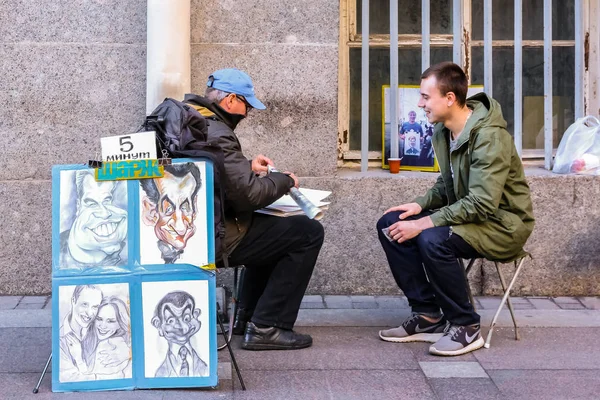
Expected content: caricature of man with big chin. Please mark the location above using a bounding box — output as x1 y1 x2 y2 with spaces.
60 170 128 269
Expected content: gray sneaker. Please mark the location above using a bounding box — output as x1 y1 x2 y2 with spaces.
379 313 448 343
429 323 485 356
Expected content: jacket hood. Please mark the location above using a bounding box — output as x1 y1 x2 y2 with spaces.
183 94 246 130
453 92 507 148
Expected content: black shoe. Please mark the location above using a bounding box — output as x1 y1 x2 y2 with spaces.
232 307 253 336
242 322 313 350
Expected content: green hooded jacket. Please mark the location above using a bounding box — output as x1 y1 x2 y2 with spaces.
414 93 535 261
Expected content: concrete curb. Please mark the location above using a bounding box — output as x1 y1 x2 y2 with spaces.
296 308 600 328
3 308 600 329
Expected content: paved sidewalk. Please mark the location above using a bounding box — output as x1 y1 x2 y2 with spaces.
1 296 599 399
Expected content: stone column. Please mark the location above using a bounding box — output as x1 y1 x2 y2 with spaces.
146 0 191 114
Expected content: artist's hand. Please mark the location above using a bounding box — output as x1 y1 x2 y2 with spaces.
384 202 422 219
387 217 434 243
283 171 299 188
251 154 274 174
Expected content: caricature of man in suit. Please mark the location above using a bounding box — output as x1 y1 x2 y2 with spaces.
151 291 208 377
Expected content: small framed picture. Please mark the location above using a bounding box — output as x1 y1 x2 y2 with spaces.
381 85 484 171
135 273 217 389
52 277 135 392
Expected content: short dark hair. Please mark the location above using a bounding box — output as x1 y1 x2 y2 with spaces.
421 62 468 107
72 284 101 302
139 162 202 212
154 291 196 322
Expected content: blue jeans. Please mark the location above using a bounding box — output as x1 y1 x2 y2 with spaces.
377 211 481 325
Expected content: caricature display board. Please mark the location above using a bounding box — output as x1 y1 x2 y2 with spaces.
51 158 218 392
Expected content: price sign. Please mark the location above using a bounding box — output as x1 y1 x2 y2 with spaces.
101 131 157 162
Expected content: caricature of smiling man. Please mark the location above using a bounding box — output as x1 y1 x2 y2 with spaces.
140 163 202 264
151 291 208 377
60 170 128 268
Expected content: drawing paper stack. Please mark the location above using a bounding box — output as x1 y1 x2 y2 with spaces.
255 188 331 218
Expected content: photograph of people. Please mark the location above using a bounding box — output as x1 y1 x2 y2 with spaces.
59 284 132 382
59 169 128 269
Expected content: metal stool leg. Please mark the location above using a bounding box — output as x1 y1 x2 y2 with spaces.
216 303 246 390
33 353 52 393
218 267 239 351
484 257 526 348
496 261 520 341
460 258 478 312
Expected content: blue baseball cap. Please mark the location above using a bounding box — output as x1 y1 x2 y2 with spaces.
207 68 266 110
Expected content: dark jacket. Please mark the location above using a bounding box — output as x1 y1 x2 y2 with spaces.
185 96 294 254
414 93 535 261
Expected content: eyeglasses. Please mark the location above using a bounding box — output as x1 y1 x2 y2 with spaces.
235 95 253 112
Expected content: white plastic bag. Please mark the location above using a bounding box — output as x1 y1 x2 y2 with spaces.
552 116 600 174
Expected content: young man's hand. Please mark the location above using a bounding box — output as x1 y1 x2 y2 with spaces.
388 216 434 243
251 154 274 174
384 202 422 219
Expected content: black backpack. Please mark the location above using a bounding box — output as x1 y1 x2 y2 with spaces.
139 97 229 268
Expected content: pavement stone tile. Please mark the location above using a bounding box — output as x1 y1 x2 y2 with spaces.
552 296 582 304
405 342 478 362
299 302 326 309
20 296 48 304
228 327 419 371
349 295 376 303
351 302 378 309
489 369 600 400
0 328 51 373
419 361 488 378
0 374 166 400
15 303 45 310
509 302 535 310
233 370 436 400
301 295 323 303
429 378 504 400
374 296 409 309
504 297 531 304
474 327 600 370
579 297 600 309
0 297 20 310
527 298 561 310
556 303 586 310
477 297 502 310
323 295 352 309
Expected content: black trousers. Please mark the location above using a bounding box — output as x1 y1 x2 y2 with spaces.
229 213 324 330
376 210 481 326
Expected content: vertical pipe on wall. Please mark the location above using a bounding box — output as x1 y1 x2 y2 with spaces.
514 0 523 156
544 0 553 169
484 0 493 96
361 0 369 172
422 0 430 72
453 0 463 66
574 0 584 119
146 0 191 115
390 0 399 159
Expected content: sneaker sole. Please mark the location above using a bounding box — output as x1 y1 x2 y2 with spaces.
379 331 444 343
428 337 485 356
241 341 313 351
